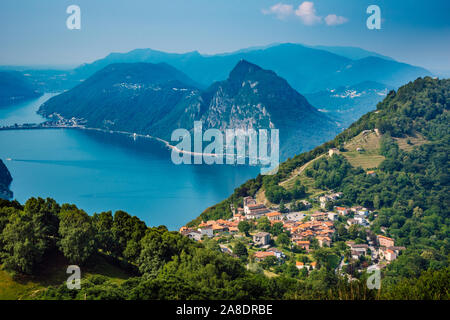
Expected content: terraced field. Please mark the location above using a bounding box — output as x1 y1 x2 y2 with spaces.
340 130 385 169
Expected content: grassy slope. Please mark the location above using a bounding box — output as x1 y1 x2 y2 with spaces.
0 252 132 300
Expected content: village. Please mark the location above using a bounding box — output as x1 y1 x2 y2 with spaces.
180 188 406 279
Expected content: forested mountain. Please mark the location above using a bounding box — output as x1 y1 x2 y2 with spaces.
198 60 338 157
0 71 41 106
0 160 12 200
39 60 339 159
38 62 204 138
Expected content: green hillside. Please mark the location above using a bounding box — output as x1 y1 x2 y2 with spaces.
190 76 449 259
0 77 448 300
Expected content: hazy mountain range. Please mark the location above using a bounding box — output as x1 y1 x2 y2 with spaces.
73 43 431 94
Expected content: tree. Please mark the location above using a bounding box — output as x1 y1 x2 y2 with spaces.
312 248 340 270
58 208 96 265
260 255 278 270
256 217 271 232
138 227 193 277
284 263 299 278
92 211 114 254
1 211 47 274
271 222 284 236
233 242 248 261
276 232 290 248
279 200 288 213
238 220 251 236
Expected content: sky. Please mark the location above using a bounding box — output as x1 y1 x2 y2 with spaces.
0 0 449 74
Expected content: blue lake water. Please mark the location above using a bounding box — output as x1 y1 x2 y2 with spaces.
0 95 260 230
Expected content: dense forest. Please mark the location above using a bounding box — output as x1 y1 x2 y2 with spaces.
0 197 447 300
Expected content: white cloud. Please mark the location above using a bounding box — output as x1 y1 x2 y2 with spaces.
262 2 348 27
262 3 294 20
325 14 348 26
294 1 322 25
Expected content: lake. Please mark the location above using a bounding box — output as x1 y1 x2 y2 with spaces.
0 95 260 230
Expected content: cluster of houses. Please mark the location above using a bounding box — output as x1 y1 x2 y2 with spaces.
375 235 405 263
179 218 240 241
179 195 405 273
284 214 336 251
346 234 405 264
319 192 343 209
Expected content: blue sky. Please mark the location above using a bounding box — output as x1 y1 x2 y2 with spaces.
0 0 449 73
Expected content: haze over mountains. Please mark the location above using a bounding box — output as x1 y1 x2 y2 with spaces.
74 43 431 94
39 60 339 160
0 71 41 107
305 81 393 126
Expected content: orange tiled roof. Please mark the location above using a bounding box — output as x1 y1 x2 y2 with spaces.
267 211 282 217
254 251 275 258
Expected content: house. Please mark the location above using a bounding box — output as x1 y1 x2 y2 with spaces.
253 232 271 246
296 261 306 270
254 251 275 262
183 230 202 241
347 243 369 255
335 207 349 216
243 196 257 206
267 247 285 259
379 248 397 262
298 200 312 209
347 219 358 226
377 235 395 248
327 212 338 221
285 212 305 221
228 226 239 233
389 246 406 255
329 148 340 157
266 211 283 221
199 227 213 238
317 236 331 247
351 250 365 260
244 203 266 215
310 212 328 221
179 226 189 233
296 240 310 251
310 261 317 269
232 213 245 222
319 193 343 209
246 206 271 219
354 216 369 226
366 170 376 177
212 224 228 233
355 207 369 217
